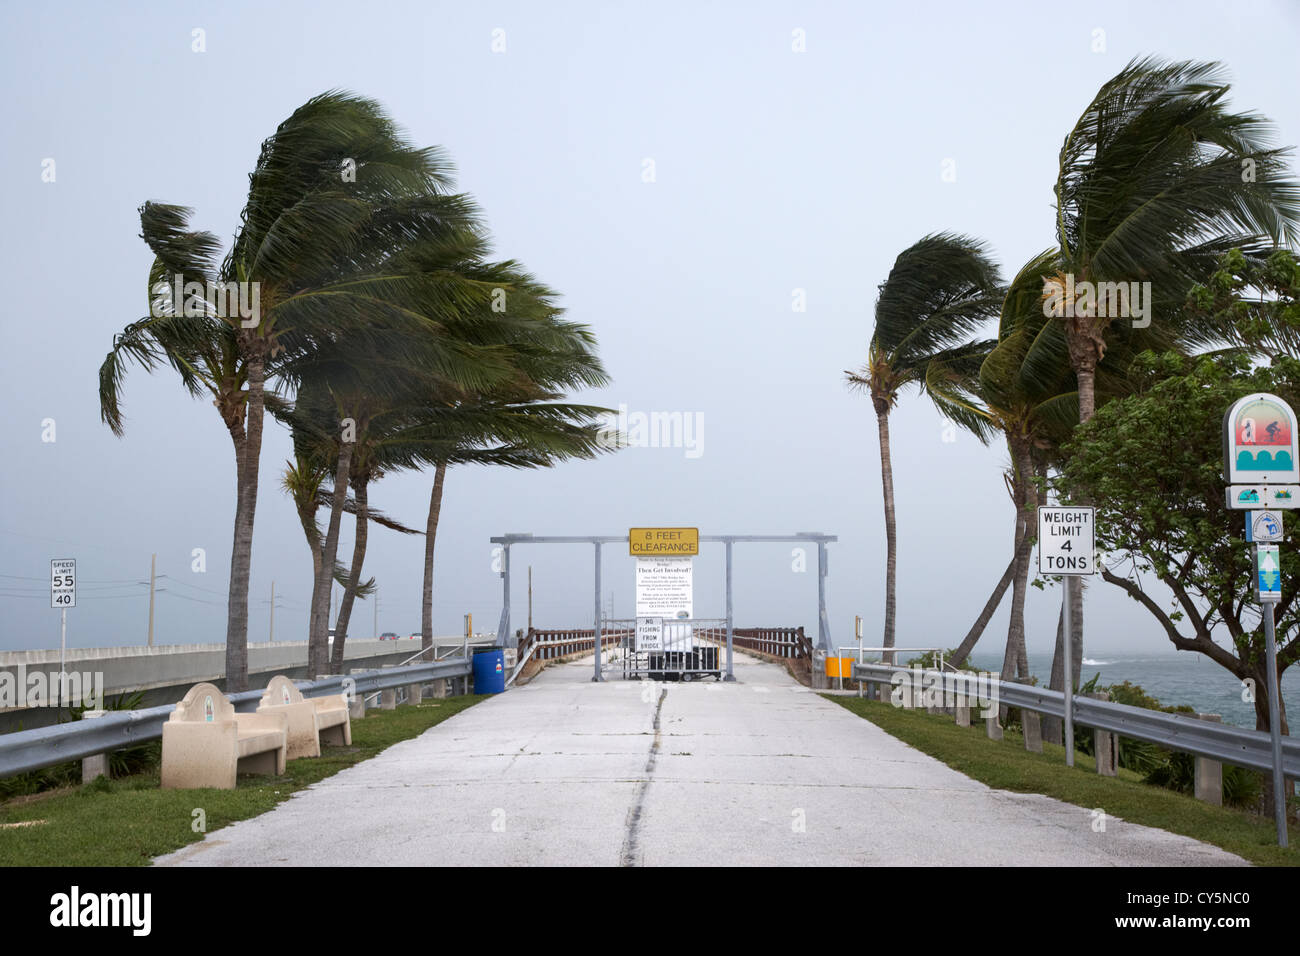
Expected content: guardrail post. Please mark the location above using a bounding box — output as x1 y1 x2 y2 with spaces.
80 710 109 783
380 665 398 710
407 681 424 705
811 650 828 690
1088 691 1117 775
955 703 970 727
345 669 367 719
1021 710 1043 753
986 709 1003 740
1194 713 1223 805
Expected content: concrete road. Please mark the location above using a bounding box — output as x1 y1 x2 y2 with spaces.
155 652 1246 866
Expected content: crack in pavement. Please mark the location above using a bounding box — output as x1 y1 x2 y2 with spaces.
620 686 667 867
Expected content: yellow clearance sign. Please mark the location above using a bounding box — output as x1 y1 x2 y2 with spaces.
629 527 699 556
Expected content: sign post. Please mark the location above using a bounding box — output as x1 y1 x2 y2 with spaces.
1224 392 1299 848
50 558 75 714
1037 507 1095 768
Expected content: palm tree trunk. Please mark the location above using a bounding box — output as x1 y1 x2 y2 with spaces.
1077 366 1097 424
224 354 266 693
1055 358 1095 723
309 438 353 677
949 540 1022 668
421 462 447 659
1070 574 1084 683
331 474 369 673
1043 600 1067 745
875 402 897 663
1001 437 1037 684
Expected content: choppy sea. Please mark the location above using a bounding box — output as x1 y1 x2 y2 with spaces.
965 652 1298 730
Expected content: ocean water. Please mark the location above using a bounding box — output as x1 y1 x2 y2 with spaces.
964 652 1300 731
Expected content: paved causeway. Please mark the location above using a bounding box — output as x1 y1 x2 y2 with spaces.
155 653 1246 866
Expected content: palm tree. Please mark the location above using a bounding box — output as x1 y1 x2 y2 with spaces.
1047 57 1300 701
400 260 613 658
846 234 1003 661
280 447 418 654
1053 56 1300 422
929 253 1079 680
100 92 495 690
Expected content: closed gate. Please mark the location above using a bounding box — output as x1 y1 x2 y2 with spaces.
601 618 727 681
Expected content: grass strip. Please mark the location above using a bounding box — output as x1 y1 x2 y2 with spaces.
827 695 1300 867
0 695 484 866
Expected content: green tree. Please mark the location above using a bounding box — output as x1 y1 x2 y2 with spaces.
846 234 1003 660
1045 57 1300 709
1060 350 1300 734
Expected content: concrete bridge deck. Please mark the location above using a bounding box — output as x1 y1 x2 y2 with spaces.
156 653 1246 867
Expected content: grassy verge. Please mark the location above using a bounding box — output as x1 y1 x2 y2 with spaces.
0 696 484 866
827 695 1300 867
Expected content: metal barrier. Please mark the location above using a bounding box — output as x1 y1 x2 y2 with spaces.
0 658 472 781
852 662 1300 776
599 619 728 681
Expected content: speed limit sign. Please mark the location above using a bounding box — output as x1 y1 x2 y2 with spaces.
50 558 76 608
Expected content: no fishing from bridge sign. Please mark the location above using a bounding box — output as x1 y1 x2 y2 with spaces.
1037 507 1096 575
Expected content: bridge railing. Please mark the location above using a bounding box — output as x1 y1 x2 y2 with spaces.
0 658 472 781
852 662 1300 777
728 626 810 659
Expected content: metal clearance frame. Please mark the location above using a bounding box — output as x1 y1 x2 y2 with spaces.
488 533 837 681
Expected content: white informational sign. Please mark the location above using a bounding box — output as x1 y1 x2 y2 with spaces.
634 556 694 619
50 558 76 608
1037 507 1095 575
1255 544 1282 602
1227 485 1300 511
635 616 664 652
1247 510 1285 543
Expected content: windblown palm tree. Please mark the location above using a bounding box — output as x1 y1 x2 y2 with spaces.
1045 57 1300 700
101 92 520 689
846 234 1002 660
924 253 1081 680
1053 56 1300 422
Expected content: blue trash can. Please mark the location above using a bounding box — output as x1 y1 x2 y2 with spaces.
472 648 506 694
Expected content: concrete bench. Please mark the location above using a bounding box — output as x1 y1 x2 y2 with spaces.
257 674 352 759
161 682 287 789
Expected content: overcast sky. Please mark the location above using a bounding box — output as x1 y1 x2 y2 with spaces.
2 1 1298 665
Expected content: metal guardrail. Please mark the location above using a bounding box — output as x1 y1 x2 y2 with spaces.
853 663 1300 776
0 658 472 781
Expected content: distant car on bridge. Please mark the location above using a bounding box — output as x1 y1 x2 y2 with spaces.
380 632 399 640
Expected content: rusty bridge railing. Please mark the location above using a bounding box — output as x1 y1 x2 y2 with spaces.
728 626 811 659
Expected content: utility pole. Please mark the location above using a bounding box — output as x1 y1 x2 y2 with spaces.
269 580 275 642
147 553 156 647
373 588 379 640
528 566 533 631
